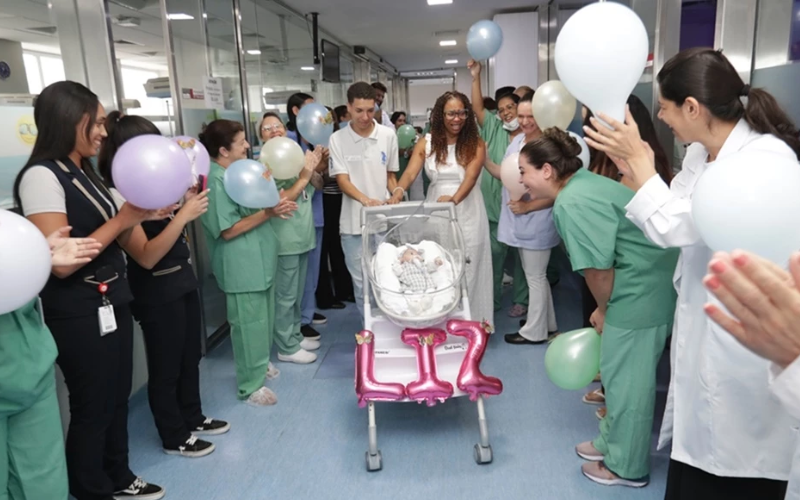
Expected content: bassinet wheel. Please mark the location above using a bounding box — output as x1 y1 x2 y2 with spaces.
473 444 493 465
366 450 383 472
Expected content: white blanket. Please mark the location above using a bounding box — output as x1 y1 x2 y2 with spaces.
373 240 457 319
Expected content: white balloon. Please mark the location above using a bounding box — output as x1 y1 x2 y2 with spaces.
0 210 51 315
692 151 800 265
532 81 577 131
501 153 527 201
568 132 591 169
555 2 648 125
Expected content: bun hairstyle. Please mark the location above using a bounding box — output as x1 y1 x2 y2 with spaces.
659 47 800 158
97 111 160 186
520 127 583 180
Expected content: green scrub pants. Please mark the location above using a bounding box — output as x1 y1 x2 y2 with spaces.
274 253 309 356
0 369 68 500
489 222 528 310
226 289 275 399
592 322 670 480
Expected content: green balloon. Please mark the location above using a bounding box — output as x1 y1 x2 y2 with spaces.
397 124 417 149
544 328 601 390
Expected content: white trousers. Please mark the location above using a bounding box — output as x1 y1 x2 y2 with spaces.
518 248 557 341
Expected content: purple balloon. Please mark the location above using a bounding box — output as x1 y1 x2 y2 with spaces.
174 136 210 178
112 135 194 210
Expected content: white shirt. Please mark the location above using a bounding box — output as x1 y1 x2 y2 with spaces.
19 165 116 217
329 121 399 235
626 119 799 479
771 358 800 499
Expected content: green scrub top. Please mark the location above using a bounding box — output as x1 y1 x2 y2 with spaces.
201 161 279 294
0 299 58 414
272 178 316 256
479 115 512 224
553 169 679 329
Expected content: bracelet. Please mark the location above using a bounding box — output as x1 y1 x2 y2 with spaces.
392 187 405 195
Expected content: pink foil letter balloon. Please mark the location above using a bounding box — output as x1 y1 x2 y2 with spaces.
446 320 503 401
354 331 406 407
401 329 453 406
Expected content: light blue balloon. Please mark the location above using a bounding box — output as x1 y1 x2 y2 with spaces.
296 102 334 147
467 20 504 61
223 159 279 209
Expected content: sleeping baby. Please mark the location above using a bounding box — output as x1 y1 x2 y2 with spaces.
391 247 444 293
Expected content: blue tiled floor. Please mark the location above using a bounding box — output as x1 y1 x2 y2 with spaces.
126 256 670 500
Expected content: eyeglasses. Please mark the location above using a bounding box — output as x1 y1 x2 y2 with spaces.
261 123 285 133
444 110 469 119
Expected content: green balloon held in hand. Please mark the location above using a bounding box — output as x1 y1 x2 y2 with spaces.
545 328 601 390
397 124 417 150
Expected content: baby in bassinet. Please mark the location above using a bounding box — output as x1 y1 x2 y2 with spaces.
392 247 444 293
373 241 459 321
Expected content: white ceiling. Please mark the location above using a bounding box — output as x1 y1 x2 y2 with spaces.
0 0 608 83
287 0 549 71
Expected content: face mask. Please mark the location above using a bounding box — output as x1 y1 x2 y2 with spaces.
502 118 520 132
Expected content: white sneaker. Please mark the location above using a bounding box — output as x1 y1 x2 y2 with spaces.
300 338 320 351
266 362 280 380
278 349 317 364
245 387 277 407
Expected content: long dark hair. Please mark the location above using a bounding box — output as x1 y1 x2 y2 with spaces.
13 81 107 208
199 119 244 160
286 92 313 133
521 128 583 181
97 112 160 187
658 47 800 158
429 91 480 166
584 95 672 185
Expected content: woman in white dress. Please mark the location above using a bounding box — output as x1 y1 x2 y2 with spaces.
389 91 493 326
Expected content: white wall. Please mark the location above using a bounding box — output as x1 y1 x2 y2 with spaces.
455 69 472 98
492 12 539 92
409 82 452 119
0 39 29 94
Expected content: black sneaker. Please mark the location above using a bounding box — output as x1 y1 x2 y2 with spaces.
163 435 215 458
113 478 165 500
301 324 321 340
194 417 230 435
312 313 327 325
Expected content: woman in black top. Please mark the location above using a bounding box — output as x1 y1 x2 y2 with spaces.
14 81 165 499
97 112 228 459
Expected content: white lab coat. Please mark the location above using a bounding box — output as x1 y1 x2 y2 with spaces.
625 119 799 480
771 357 800 498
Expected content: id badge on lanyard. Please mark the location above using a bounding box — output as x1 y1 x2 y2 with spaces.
97 283 117 335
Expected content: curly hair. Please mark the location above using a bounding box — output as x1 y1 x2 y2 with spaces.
428 91 481 167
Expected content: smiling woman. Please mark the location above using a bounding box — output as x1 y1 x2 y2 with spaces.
12 80 165 500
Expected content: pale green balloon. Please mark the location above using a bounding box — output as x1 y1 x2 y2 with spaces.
544 327 601 390
260 136 305 180
532 80 577 131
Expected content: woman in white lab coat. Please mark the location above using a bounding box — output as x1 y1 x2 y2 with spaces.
703 249 800 500
583 47 800 499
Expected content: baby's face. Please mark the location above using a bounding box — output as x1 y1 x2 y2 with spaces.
401 248 421 262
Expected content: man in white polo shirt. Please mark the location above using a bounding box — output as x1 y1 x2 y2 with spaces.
330 82 400 321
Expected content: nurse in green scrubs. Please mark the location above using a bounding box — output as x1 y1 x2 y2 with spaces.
258 112 322 364
0 225 100 500
199 120 297 406
467 59 529 315
519 128 678 487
